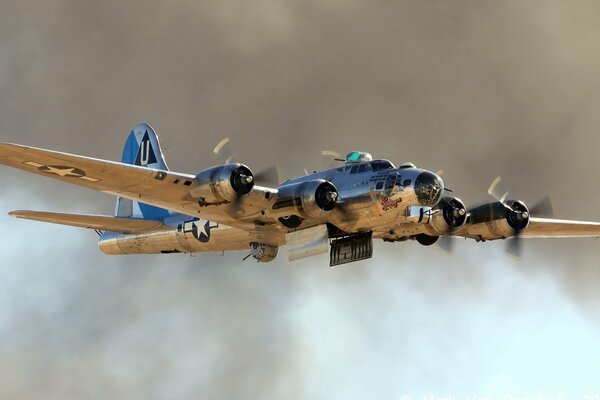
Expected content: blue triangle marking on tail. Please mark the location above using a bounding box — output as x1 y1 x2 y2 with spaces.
134 131 158 166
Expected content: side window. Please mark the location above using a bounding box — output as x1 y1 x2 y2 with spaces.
385 175 395 190
358 163 371 173
350 165 359 174
371 161 393 172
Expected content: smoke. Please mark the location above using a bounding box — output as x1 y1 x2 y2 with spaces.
2 0 600 398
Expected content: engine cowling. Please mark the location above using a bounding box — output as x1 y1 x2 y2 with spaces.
427 196 468 235
271 179 338 221
505 200 530 231
189 163 254 205
465 200 530 239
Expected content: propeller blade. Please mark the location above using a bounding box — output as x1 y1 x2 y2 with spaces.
530 196 554 218
213 137 236 164
229 192 244 214
331 197 357 227
487 176 510 206
487 176 501 198
254 165 281 186
437 236 455 253
506 235 523 257
215 137 282 186
321 150 344 169
436 221 464 254
503 196 552 257
321 150 342 159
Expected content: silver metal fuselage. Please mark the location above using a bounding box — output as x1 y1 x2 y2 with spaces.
99 163 443 255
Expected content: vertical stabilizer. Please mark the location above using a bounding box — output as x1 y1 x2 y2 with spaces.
115 123 171 219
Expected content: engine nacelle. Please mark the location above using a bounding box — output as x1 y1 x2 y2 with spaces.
427 196 468 235
189 163 254 205
250 242 278 262
271 179 338 221
465 200 530 239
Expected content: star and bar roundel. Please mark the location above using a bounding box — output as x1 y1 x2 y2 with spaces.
178 218 219 243
24 161 100 182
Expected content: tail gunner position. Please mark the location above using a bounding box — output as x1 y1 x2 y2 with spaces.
2 123 600 266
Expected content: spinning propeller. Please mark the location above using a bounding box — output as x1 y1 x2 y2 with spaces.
213 137 281 187
438 176 553 256
212 137 282 214
486 176 554 257
435 196 468 253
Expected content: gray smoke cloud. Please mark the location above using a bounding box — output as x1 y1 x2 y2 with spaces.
2 0 600 398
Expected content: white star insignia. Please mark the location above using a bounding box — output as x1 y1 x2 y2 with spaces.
194 220 209 237
41 166 84 177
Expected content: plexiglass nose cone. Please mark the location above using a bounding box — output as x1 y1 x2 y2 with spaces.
415 172 443 206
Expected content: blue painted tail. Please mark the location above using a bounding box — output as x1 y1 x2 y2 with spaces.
115 123 171 219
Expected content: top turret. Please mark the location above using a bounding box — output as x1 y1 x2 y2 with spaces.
345 151 372 164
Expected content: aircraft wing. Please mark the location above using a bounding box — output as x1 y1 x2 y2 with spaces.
9 210 166 233
521 217 600 238
0 143 267 230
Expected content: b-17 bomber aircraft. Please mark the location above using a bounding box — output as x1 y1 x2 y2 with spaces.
2 123 600 266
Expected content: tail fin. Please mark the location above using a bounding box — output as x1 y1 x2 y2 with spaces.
115 123 171 219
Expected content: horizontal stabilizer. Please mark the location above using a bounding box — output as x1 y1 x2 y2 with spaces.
9 210 165 234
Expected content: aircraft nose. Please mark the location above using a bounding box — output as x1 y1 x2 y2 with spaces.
414 171 443 206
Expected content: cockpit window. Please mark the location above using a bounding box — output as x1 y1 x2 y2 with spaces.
348 163 373 174
358 163 372 173
370 160 394 172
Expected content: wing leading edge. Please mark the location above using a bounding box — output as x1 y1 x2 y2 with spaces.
522 217 600 238
0 143 264 230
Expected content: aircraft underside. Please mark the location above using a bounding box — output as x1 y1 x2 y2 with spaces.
98 220 378 266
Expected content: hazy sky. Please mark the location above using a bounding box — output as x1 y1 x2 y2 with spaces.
2 1 600 399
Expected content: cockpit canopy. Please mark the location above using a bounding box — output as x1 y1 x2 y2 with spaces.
343 152 395 172
341 159 395 174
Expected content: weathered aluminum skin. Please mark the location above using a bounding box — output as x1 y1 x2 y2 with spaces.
99 219 255 255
